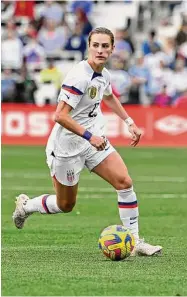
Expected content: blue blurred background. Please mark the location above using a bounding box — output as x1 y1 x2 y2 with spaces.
1 0 187 107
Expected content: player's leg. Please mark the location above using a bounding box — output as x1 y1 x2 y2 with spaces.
13 181 78 229
91 151 139 238
50 175 78 213
87 148 162 256
13 153 83 229
24 178 78 213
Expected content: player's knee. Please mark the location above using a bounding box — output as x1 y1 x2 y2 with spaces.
57 200 76 213
114 175 133 190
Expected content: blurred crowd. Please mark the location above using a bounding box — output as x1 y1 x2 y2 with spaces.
1 0 187 107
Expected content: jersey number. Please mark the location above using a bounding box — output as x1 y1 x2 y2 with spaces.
88 103 99 117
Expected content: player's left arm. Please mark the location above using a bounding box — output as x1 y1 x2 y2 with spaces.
103 93 142 147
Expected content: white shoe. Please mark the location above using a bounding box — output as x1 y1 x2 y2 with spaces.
131 238 162 256
12 194 30 229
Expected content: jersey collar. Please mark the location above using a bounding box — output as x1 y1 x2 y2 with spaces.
84 60 103 80
91 71 103 80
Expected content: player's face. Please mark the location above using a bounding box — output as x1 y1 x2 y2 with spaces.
88 34 114 66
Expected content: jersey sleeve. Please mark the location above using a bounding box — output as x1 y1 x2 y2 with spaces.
57 68 88 109
103 71 112 96
104 82 112 96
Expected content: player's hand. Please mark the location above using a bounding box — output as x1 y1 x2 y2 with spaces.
128 123 142 147
89 135 107 151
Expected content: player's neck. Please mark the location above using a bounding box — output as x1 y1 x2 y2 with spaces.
87 59 104 73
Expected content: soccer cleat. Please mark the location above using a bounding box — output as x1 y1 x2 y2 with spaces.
12 194 30 229
131 238 162 256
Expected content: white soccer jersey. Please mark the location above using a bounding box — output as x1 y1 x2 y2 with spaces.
46 60 112 157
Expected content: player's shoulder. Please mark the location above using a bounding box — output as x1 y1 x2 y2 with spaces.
62 60 91 91
66 60 91 80
102 67 111 81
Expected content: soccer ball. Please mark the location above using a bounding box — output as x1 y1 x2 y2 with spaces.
98 225 135 261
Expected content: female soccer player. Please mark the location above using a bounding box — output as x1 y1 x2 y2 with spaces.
13 27 162 256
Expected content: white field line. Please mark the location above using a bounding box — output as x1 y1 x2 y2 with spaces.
79 193 187 199
1 185 187 199
2 185 113 193
1 246 73 251
3 150 184 161
2 151 44 156
2 172 187 183
2 151 156 158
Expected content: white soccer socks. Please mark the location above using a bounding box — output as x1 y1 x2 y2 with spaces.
117 186 139 241
23 194 62 214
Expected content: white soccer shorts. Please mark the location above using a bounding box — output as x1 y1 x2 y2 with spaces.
46 142 115 186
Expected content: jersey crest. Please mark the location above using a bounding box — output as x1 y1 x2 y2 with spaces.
88 85 97 99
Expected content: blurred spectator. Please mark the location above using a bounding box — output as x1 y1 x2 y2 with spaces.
178 41 187 65
153 85 172 106
145 57 175 99
15 65 37 103
69 0 93 15
39 1 64 24
123 27 135 54
23 35 46 71
75 7 93 37
1 20 17 40
156 62 176 98
162 37 176 67
65 22 87 59
144 45 171 73
35 58 62 106
14 1 35 19
142 29 161 56
1 1 15 22
40 58 62 89
20 20 38 46
1 69 17 102
128 53 152 104
173 89 187 107
113 29 132 62
109 55 131 104
1 30 23 70
172 58 187 102
37 19 66 55
175 21 187 46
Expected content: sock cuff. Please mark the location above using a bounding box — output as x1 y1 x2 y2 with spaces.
116 186 133 194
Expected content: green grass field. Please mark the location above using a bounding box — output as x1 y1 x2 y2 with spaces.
2 146 187 296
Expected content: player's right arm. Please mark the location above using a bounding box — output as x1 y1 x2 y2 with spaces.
54 100 106 151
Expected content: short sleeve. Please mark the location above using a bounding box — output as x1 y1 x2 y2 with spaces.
103 70 112 96
58 67 88 109
104 82 112 96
